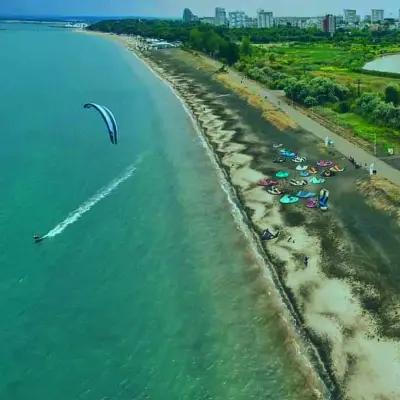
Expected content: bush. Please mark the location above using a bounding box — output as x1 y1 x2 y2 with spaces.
335 101 351 113
283 76 350 106
385 85 400 106
304 96 318 107
355 92 400 129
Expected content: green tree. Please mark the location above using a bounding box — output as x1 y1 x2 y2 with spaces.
219 40 240 65
240 36 252 57
385 85 400 105
304 96 318 107
204 30 221 56
189 28 204 50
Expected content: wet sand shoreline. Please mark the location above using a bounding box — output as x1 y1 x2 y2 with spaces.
96 33 400 400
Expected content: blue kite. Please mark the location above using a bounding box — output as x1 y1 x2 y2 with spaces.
84 103 118 144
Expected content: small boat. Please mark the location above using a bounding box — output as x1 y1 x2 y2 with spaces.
279 149 296 158
308 167 318 175
321 169 335 178
299 171 310 177
273 158 286 164
296 191 316 199
267 186 283 195
306 199 318 208
290 179 307 187
317 160 334 168
296 165 308 171
309 176 325 184
280 194 299 204
258 178 279 187
330 165 344 172
292 156 306 163
275 171 289 179
272 143 283 149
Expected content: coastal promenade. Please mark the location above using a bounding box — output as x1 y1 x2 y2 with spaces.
219 63 400 187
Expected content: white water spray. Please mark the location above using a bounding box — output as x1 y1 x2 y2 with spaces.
44 160 140 239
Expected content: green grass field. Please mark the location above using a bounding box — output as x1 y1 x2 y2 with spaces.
316 107 400 153
313 69 400 93
260 42 400 94
267 43 349 66
252 42 400 151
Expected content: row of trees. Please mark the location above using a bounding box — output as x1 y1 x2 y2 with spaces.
236 61 350 107
88 20 240 65
89 18 400 50
88 19 193 42
237 54 400 130
188 27 239 64
283 77 350 107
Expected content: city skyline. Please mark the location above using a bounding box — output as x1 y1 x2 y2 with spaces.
2 0 400 18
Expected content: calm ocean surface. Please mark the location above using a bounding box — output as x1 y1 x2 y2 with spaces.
0 23 318 399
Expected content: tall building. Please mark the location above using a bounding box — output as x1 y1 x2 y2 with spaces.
215 7 227 26
246 16 258 28
322 14 336 35
274 17 310 28
336 15 344 25
371 9 384 23
200 17 216 25
257 9 274 28
182 8 195 23
228 11 247 28
344 9 357 24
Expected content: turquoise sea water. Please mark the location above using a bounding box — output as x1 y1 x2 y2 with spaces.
0 24 318 399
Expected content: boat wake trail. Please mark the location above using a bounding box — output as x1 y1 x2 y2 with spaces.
44 158 141 239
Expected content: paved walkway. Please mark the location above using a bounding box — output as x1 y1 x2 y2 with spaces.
223 66 400 187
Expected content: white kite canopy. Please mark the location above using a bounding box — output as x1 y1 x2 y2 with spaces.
84 103 118 144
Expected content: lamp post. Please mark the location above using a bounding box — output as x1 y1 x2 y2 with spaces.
374 131 377 156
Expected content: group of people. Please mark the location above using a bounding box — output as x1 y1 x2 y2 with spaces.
349 156 377 175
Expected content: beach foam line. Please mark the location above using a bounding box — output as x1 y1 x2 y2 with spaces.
44 157 142 239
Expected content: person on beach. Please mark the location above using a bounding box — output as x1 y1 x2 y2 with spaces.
369 163 375 176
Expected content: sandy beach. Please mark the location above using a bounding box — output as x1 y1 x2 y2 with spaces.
108 34 400 400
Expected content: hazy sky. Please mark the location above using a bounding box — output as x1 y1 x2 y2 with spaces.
1 0 400 18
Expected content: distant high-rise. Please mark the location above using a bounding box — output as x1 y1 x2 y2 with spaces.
343 9 357 24
228 11 247 28
336 15 344 25
215 7 227 26
371 9 384 23
246 16 258 28
257 9 274 28
322 14 336 35
182 8 195 23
